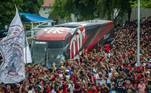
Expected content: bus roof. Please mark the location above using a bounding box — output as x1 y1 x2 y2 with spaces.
34 20 113 41
56 20 112 28
34 27 73 41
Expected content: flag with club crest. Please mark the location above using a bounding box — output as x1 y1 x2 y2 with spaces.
0 8 27 83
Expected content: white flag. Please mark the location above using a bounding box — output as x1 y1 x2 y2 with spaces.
24 39 32 64
0 8 26 83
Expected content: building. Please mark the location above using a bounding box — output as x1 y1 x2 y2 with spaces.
39 0 55 18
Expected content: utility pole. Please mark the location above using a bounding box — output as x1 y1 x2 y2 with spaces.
136 0 141 66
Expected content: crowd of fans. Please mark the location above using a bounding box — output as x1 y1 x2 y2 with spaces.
0 17 150 93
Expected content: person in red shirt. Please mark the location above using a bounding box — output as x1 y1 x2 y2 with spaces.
73 82 82 93
99 56 106 63
87 87 93 93
104 43 111 53
45 82 51 93
98 45 102 52
71 73 78 83
127 64 132 72
62 81 68 93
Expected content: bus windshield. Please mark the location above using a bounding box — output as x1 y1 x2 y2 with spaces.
47 41 65 48
32 40 66 67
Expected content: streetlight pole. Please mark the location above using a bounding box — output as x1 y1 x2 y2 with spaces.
137 0 141 66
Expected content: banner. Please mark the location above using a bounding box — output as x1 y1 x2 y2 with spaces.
0 8 25 83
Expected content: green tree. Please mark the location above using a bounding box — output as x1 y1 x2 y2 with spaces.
51 0 133 21
0 0 22 29
73 0 97 20
131 0 151 8
51 0 98 21
0 0 42 30
51 0 151 23
96 0 132 22
21 0 42 13
51 0 68 22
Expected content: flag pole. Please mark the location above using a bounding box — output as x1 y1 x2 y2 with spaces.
136 0 140 66
14 5 27 64
25 29 27 64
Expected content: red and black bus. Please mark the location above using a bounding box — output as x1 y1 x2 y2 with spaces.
32 20 113 67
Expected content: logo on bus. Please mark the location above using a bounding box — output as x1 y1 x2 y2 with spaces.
44 27 69 34
70 27 85 58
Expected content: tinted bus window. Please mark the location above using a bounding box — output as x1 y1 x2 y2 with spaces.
47 41 65 48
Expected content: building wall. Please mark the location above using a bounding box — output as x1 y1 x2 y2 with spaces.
131 8 151 20
39 0 55 18
39 7 51 18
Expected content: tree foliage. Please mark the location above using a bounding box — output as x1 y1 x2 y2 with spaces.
51 0 68 20
51 0 97 21
0 0 22 29
0 0 42 30
131 0 151 8
51 0 134 22
21 0 42 13
51 0 150 23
